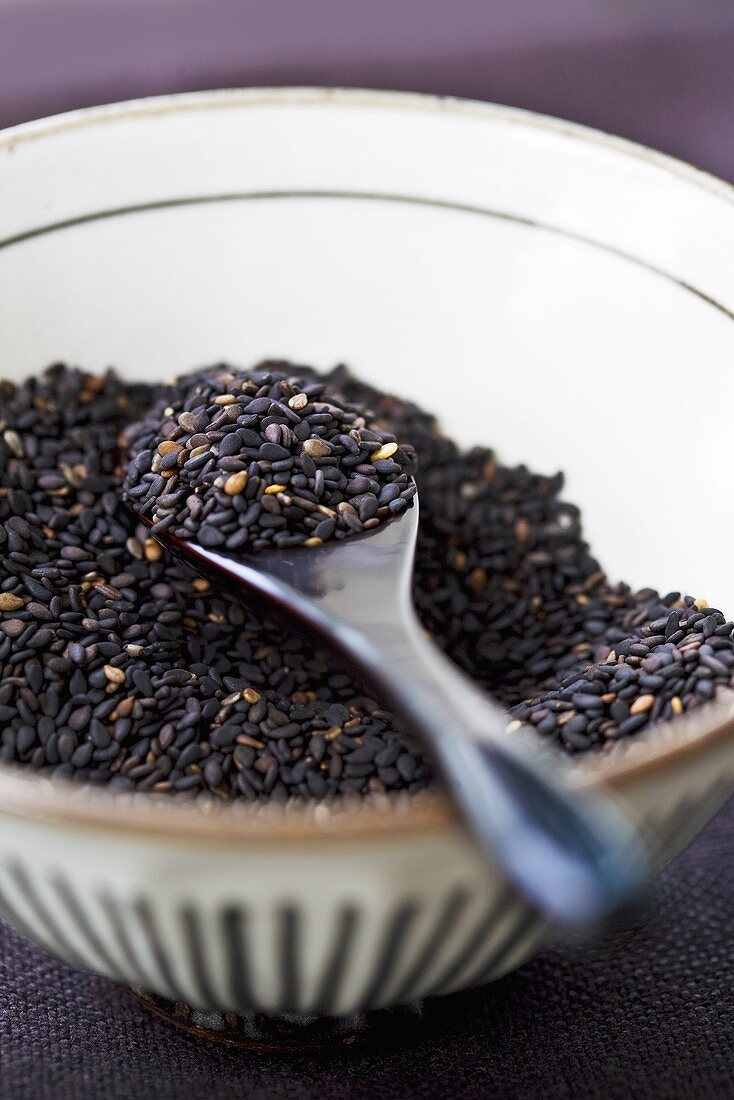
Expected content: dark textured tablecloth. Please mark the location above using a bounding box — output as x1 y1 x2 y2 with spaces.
2 796 734 1100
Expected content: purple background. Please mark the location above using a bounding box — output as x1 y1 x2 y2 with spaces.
1 0 733 180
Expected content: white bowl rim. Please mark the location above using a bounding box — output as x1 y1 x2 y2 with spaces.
1 85 733 846
1 85 732 208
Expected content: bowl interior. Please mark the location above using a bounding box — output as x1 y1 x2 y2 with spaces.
0 89 732 829
1 90 732 606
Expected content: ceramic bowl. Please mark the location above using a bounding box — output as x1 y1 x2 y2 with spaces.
0 89 733 1024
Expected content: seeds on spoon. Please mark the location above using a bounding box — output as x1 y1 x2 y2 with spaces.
123 366 417 552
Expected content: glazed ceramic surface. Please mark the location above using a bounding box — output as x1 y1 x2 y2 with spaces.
0 89 732 1016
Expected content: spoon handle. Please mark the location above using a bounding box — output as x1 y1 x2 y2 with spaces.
153 510 646 930
315 601 646 929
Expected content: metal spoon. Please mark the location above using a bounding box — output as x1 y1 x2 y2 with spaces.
136 497 646 929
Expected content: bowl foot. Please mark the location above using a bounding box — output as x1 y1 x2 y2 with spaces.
130 988 428 1053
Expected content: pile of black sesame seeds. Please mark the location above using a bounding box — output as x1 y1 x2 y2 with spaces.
123 366 416 551
0 361 732 801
